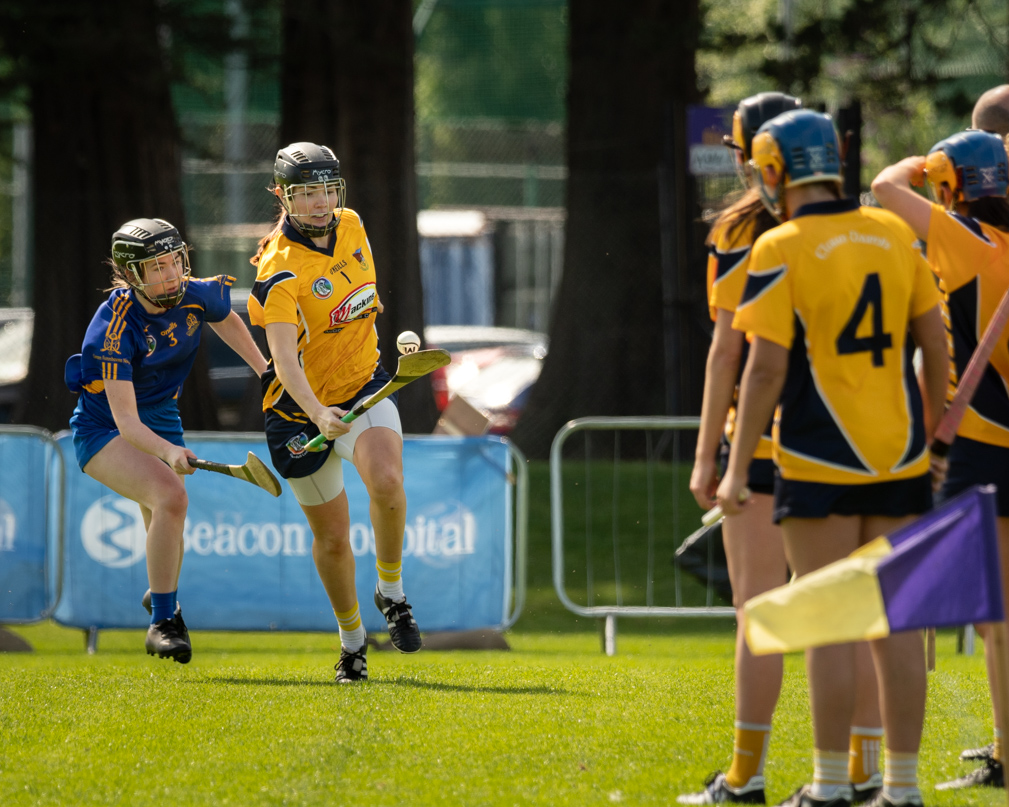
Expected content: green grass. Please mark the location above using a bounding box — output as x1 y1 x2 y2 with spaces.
0 460 1002 805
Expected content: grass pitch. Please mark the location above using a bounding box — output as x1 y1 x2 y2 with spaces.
0 460 1003 805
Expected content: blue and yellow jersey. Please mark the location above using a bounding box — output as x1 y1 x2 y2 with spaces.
925 203 1009 448
734 198 941 484
65 276 235 424
249 211 381 411
706 216 774 461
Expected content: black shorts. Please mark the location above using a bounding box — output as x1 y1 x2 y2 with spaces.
939 435 1009 517
263 365 396 480
719 438 776 496
773 474 932 523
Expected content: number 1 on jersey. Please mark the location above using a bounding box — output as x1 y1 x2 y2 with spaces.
836 273 892 367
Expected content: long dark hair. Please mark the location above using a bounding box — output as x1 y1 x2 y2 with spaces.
705 186 777 246
967 196 1009 233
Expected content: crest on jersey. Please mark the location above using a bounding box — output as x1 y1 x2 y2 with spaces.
186 313 199 337
312 277 334 299
328 283 377 327
352 248 369 271
102 333 121 354
145 334 156 356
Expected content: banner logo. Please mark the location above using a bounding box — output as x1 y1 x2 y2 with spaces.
346 499 478 568
0 498 15 552
80 496 147 568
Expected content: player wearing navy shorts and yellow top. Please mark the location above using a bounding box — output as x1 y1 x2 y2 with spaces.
683 94 884 807
718 111 949 807
65 218 268 664
873 129 1009 793
249 142 421 683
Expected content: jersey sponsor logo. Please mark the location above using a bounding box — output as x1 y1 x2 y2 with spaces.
286 432 310 457
329 283 377 326
186 313 199 337
352 248 369 271
80 496 147 568
0 498 15 552
312 277 334 299
323 326 346 334
329 259 348 275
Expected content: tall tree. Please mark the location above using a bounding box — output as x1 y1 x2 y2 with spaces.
280 0 438 433
0 0 220 433
511 0 704 458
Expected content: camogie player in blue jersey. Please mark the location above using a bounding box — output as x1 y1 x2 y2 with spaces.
65 218 268 664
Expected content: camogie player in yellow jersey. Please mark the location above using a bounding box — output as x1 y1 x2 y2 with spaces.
249 142 421 683
873 129 1009 793
717 110 949 807
683 93 882 807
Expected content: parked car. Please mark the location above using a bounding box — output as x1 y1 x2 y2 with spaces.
424 325 548 435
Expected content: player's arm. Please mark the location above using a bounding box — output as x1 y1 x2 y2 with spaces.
910 305 949 440
690 307 744 509
264 321 350 440
104 379 196 474
716 336 787 516
208 311 268 377
870 156 931 240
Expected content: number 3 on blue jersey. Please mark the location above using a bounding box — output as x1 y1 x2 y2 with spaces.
836 273 892 366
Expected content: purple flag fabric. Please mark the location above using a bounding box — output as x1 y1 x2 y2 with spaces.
877 485 1002 632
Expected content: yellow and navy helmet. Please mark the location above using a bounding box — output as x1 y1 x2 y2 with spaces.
925 130 1009 208
726 92 802 187
750 110 842 220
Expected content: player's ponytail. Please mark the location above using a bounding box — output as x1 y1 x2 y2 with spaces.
705 187 778 246
250 209 286 267
967 195 1009 232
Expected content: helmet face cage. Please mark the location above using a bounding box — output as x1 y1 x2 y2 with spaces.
111 218 191 309
273 142 346 238
925 130 1009 208
727 92 803 189
277 177 346 238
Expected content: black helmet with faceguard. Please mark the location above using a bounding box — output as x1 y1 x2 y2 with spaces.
272 142 346 237
111 218 191 309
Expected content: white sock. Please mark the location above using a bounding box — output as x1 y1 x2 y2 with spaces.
378 578 405 602
339 625 367 652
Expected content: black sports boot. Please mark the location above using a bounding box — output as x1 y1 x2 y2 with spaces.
334 642 368 683
374 585 422 653
935 758 1004 790
145 612 192 664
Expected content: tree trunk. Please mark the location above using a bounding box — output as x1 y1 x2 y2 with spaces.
510 0 703 458
3 0 219 433
280 0 438 434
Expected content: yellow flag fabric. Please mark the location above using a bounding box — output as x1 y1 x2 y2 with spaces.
744 537 894 655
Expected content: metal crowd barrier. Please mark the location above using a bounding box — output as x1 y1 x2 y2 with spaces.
550 417 734 655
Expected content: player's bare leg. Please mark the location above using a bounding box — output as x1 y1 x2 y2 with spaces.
301 491 357 615
84 436 191 662
355 426 421 652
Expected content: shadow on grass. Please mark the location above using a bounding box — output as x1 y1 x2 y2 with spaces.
180 675 570 695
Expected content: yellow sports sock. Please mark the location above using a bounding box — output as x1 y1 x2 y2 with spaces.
883 750 919 800
995 728 1003 763
849 726 884 784
335 603 366 651
725 722 770 788
376 559 402 583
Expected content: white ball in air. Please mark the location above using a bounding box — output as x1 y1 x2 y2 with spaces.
397 330 421 354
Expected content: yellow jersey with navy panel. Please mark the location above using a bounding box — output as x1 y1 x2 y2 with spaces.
733 198 941 484
707 215 774 463
249 209 381 412
925 202 1009 448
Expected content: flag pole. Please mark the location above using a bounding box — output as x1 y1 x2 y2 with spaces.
988 622 1009 807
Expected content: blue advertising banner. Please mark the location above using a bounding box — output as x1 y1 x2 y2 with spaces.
0 428 58 622
688 105 735 176
53 432 514 633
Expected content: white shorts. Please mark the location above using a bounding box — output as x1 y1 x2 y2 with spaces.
287 398 402 507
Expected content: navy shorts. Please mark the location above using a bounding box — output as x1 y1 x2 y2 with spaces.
719 438 776 495
773 474 932 523
70 397 185 471
264 365 397 480
939 435 1009 517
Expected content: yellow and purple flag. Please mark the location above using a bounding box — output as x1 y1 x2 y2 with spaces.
744 485 1002 655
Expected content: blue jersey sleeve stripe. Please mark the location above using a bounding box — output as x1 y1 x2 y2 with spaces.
738 265 786 308
252 271 297 307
